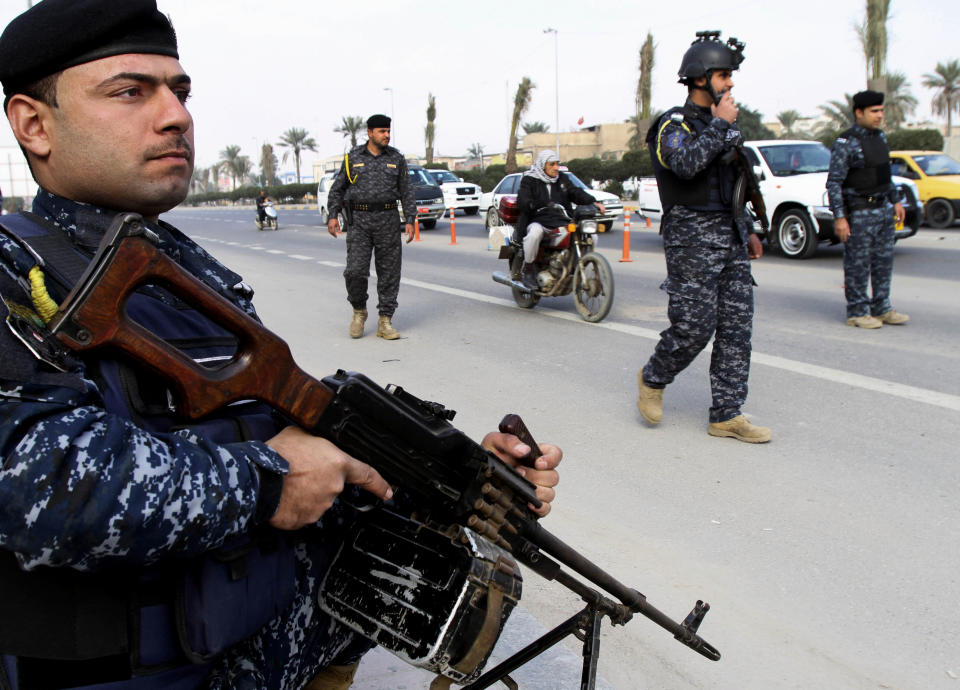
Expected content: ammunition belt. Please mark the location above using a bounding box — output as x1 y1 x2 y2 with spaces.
350 201 398 212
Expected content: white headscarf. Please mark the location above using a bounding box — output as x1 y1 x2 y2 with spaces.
524 149 560 184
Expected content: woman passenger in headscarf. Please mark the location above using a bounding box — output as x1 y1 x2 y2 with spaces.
515 150 605 290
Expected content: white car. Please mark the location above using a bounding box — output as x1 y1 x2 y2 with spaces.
636 140 922 259
426 169 482 215
481 170 623 232
316 173 337 223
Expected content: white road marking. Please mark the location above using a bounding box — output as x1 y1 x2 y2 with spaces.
401 278 960 413
288 254 315 260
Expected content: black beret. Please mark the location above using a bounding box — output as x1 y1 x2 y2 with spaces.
366 114 391 129
0 0 179 96
852 90 884 110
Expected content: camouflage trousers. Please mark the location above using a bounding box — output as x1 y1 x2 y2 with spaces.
843 205 895 318
642 244 754 423
343 210 403 317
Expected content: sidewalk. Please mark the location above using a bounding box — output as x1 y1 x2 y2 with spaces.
353 606 614 689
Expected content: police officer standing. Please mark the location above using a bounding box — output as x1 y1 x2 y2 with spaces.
826 90 908 329
636 31 771 443
327 115 415 340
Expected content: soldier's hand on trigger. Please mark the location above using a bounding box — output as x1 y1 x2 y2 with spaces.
327 217 340 238
894 202 906 225
404 223 415 243
834 216 851 243
265 426 393 530
713 90 738 124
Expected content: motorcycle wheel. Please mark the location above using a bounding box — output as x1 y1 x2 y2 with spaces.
573 252 614 322
509 251 539 309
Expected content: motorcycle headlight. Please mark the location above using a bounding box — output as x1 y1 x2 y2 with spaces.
581 220 598 234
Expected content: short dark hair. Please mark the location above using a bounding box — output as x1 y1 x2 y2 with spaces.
3 71 60 112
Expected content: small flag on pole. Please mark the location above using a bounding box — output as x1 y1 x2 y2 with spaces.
577 116 584 125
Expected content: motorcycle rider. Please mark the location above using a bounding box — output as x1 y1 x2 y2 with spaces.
516 150 605 290
255 189 271 226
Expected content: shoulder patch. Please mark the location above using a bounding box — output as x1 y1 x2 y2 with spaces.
665 130 687 149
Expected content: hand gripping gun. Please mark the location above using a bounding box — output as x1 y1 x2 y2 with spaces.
48 213 720 688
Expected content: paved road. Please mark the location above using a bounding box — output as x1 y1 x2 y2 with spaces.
165 206 960 689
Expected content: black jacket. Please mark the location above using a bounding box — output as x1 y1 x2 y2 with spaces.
516 172 597 235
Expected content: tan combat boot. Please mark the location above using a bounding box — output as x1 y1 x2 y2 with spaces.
637 373 664 425
846 315 882 329
875 310 909 325
349 308 367 339
377 315 400 340
304 661 360 689
708 415 771 443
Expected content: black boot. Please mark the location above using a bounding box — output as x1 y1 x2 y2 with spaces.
520 262 538 291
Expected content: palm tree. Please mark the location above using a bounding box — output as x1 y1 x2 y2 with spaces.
855 0 890 82
260 143 278 186
522 121 550 134
816 94 855 139
922 59 960 138
219 145 243 190
638 31 655 121
277 127 318 184
231 156 253 187
883 71 917 131
424 93 436 165
506 77 535 174
467 143 485 173
776 109 801 138
333 116 364 149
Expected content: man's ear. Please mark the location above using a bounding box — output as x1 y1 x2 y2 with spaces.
6 94 53 159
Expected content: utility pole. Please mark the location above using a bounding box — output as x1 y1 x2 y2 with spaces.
543 28 560 159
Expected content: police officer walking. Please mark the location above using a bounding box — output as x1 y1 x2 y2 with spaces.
327 115 415 340
636 31 771 443
826 90 908 329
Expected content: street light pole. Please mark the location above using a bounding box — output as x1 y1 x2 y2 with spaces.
543 28 560 159
384 87 395 144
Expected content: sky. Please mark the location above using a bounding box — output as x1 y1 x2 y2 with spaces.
0 0 958 175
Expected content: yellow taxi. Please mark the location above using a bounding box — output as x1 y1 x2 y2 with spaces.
889 151 960 228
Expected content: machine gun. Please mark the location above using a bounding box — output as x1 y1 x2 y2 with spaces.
725 146 770 234
48 213 721 688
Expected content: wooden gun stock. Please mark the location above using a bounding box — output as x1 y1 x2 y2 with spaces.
49 213 333 427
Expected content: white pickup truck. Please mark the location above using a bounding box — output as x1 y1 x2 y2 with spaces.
636 139 923 259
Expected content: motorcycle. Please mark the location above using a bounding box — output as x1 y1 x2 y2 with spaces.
255 201 278 231
492 198 614 323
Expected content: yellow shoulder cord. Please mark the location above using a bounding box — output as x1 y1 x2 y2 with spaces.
344 153 357 185
28 265 59 324
656 117 693 168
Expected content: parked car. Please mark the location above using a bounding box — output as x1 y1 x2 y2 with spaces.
888 151 960 228
426 169 482 215
636 140 922 259
481 169 623 233
315 165 445 229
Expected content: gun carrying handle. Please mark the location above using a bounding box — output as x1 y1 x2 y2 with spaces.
51 235 333 426
498 413 542 467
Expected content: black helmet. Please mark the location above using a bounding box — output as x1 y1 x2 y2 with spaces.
678 30 745 83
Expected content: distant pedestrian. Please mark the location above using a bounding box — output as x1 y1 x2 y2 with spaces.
637 30 770 443
826 90 908 329
326 114 415 339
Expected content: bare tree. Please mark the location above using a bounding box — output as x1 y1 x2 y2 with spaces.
424 93 436 165
638 32 655 121
506 77 535 174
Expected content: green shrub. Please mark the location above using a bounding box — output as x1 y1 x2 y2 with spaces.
887 128 944 151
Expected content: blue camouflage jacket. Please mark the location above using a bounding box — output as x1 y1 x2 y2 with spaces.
0 191 288 573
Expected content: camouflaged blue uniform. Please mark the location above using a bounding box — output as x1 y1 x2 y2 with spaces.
327 143 416 317
0 191 370 689
642 99 756 423
826 124 901 319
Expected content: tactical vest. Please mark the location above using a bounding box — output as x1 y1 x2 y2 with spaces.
0 213 296 689
840 126 892 197
646 106 736 216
